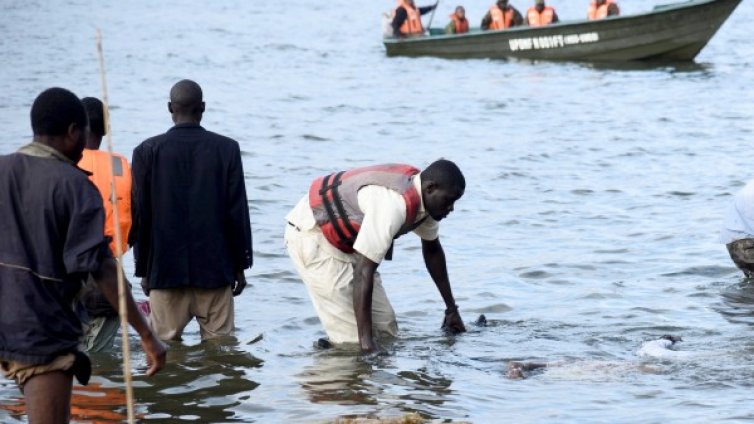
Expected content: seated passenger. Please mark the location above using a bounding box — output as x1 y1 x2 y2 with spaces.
525 0 559 27
587 0 619 20
392 0 439 37
481 0 524 31
445 6 470 34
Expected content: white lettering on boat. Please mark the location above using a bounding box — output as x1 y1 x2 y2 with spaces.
509 32 599 51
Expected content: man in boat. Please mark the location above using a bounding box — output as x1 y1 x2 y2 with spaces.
587 0 620 20
391 0 439 37
525 0 559 27
445 6 470 34
481 0 524 30
284 160 467 353
131 79 252 342
77 97 133 353
0 87 166 424
720 180 754 278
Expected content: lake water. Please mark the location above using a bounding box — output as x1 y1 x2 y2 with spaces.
1 0 754 422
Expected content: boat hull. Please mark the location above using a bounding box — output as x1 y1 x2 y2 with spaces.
383 0 741 61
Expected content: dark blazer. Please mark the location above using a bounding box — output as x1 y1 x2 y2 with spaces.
131 123 252 290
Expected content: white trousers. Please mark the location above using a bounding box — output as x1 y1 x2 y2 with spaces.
284 224 398 344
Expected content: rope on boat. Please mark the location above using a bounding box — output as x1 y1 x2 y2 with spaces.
95 28 136 424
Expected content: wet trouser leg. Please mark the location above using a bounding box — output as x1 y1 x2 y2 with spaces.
285 225 398 345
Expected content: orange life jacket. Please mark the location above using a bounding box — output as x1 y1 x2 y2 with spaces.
587 0 618 20
394 2 425 35
78 149 132 256
309 164 422 254
450 13 469 34
490 5 515 30
527 6 555 27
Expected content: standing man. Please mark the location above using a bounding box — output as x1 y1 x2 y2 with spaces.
391 0 439 37
131 79 252 342
720 180 754 278
0 87 165 424
78 96 133 352
481 0 524 30
525 0 559 27
285 160 466 353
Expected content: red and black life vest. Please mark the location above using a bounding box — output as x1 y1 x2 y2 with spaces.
309 164 422 254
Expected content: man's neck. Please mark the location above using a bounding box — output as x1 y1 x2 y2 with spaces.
173 116 201 125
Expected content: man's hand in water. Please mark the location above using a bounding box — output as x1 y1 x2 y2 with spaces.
442 305 466 333
140 332 167 376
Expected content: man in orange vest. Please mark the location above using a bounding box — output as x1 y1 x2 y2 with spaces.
481 0 524 31
285 160 467 353
391 0 439 37
525 0 559 27
78 97 135 353
78 97 132 258
445 6 469 34
588 0 620 20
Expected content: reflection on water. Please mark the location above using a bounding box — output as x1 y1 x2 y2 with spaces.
0 381 129 423
716 280 754 326
73 337 264 422
135 338 262 421
298 349 455 420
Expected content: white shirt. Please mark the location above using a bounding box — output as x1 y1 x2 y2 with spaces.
286 173 439 263
720 180 754 244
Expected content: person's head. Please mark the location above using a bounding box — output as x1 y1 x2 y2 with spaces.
535 0 545 11
455 5 466 19
420 159 465 221
30 87 88 162
595 0 606 5
497 0 509 9
81 97 106 150
168 79 205 124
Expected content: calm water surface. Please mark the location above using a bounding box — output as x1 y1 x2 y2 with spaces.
1 0 754 422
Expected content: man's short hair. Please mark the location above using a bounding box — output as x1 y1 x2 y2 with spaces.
81 97 106 137
422 159 466 194
169 79 204 115
31 87 87 137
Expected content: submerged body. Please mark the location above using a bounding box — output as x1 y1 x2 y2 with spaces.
507 336 693 379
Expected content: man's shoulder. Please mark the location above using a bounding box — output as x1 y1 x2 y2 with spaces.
133 133 168 157
202 130 241 153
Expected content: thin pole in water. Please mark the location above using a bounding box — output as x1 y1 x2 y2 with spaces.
95 28 136 424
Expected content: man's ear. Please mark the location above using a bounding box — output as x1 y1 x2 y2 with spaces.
167 102 173 114
67 122 83 141
200 102 205 113
424 180 437 195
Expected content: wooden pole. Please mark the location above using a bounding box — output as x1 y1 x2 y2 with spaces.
95 28 136 424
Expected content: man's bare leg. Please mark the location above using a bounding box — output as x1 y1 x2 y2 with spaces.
23 371 73 424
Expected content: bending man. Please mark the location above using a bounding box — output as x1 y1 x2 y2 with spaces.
285 160 466 352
